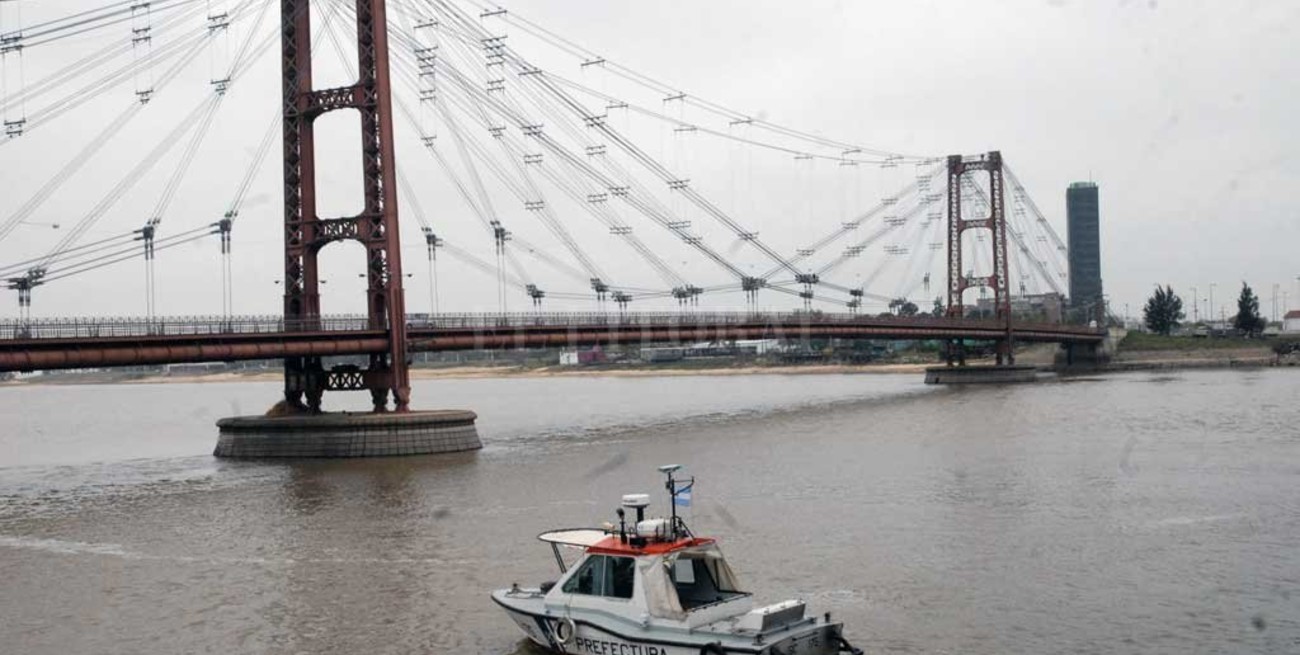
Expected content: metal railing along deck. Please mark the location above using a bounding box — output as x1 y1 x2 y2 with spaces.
0 315 375 340
0 312 1103 341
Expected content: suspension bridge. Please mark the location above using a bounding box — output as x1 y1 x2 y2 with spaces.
0 0 1103 439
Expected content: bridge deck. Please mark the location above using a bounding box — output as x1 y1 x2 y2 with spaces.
0 313 1104 372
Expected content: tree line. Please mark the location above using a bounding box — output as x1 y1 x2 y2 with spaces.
1143 282 1268 336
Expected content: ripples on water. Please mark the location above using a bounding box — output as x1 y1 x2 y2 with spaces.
1 369 1298 654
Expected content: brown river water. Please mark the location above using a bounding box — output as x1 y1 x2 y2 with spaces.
1 369 1298 654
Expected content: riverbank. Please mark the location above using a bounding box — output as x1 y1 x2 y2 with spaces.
0 360 941 386
1106 348 1279 371
4 335 1293 387
1106 331 1291 371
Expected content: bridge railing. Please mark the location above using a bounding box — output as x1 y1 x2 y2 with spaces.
0 315 375 340
410 312 1100 336
410 311 1006 330
0 311 1103 341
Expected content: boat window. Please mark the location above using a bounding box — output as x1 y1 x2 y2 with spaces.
563 555 603 595
604 556 635 599
671 555 745 610
561 555 634 599
673 558 695 584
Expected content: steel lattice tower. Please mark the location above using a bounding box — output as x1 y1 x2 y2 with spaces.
945 151 1014 365
280 0 411 412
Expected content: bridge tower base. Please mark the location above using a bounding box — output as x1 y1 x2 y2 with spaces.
212 0 483 458
214 410 480 458
924 365 1038 385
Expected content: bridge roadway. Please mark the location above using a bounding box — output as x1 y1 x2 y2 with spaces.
0 313 1105 372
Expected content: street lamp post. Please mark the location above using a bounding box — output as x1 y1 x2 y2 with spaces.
1209 283 1216 328
1191 286 1198 323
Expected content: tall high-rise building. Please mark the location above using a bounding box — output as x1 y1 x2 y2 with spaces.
1066 182 1102 316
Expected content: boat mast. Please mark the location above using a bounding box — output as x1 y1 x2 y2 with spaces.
659 464 692 539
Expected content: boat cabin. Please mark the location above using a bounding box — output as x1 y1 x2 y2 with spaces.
538 527 754 628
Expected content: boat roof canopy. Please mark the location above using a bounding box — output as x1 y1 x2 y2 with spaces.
537 528 609 548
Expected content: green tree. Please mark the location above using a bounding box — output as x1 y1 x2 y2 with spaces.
931 297 945 317
1142 285 1184 335
1233 282 1266 336
890 297 919 316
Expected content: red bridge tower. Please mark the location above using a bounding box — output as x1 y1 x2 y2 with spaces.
280 0 411 412
944 151 1014 366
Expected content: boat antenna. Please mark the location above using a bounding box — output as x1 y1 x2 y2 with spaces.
658 464 691 540
616 507 627 544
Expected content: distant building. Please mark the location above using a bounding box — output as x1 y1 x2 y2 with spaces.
1284 310 1300 334
558 347 605 366
733 339 782 355
1067 182 1102 317
976 292 1065 323
640 347 685 363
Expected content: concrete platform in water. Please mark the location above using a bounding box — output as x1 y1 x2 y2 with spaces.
925 365 1039 384
214 409 481 458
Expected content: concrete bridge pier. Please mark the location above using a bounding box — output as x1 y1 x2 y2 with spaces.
1056 341 1106 369
1055 327 1120 370
929 336 1035 384
925 364 1038 384
214 410 481 458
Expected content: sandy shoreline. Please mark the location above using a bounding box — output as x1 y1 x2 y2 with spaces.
2 362 940 386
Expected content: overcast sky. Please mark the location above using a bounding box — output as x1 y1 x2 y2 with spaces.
1 0 1297 322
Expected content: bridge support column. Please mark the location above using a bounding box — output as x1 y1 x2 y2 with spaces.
278 0 416 413
995 335 1015 366
926 150 1035 384
943 151 1020 370
943 339 967 367
215 0 479 457
925 365 1037 384
1055 341 1107 370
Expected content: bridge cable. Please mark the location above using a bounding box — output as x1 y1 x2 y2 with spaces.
382 4 622 299
0 0 216 139
0 229 139 279
0 0 251 245
427 2 795 282
449 0 933 162
418 27 744 293
36 0 270 271
2 0 203 50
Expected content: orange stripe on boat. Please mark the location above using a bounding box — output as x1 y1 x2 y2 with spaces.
586 536 716 555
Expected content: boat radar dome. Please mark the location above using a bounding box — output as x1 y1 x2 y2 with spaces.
621 494 650 509
622 493 651 523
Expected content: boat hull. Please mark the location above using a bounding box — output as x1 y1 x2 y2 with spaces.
494 592 844 655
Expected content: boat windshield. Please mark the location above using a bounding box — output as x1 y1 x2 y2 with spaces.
561 554 635 599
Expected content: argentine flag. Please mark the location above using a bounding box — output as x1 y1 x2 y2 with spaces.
674 483 693 508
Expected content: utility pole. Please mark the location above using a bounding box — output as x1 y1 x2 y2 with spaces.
1209 283 1216 327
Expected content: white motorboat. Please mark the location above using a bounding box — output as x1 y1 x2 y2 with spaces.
492 465 864 655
